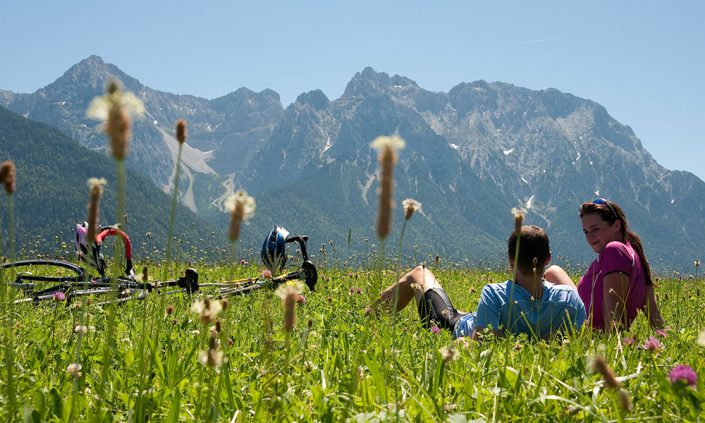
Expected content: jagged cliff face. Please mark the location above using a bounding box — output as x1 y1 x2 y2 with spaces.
2 58 704 268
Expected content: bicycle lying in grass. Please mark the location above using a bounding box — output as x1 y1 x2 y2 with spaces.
2 225 317 304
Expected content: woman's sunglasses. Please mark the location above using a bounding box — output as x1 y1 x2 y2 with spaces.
591 198 618 220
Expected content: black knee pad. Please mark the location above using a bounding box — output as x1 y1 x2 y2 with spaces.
418 288 465 331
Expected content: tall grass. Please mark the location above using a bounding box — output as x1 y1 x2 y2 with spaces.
166 119 187 270
0 262 703 420
1 160 17 420
86 80 145 418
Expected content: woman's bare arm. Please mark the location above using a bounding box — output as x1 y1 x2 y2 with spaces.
602 272 630 332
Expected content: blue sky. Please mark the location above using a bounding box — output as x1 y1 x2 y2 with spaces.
1 1 704 181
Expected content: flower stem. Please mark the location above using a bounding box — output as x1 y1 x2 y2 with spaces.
397 219 408 269
166 144 184 266
7 194 15 260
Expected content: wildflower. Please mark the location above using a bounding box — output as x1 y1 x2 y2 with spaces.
261 269 273 279
275 280 305 299
430 325 441 334
698 329 705 347
224 190 256 242
165 305 174 315
53 291 66 302
643 336 663 351
371 134 406 152
86 80 144 160
66 363 82 378
142 266 149 283
511 207 526 236
695 259 700 269
175 119 187 144
655 328 668 338
402 198 422 220
669 364 697 388
199 334 224 369
0 160 16 194
440 345 457 362
73 325 88 334
358 366 365 381
371 135 405 239
190 298 222 324
240 259 248 266
622 337 636 347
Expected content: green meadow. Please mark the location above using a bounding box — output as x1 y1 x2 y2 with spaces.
1 262 704 421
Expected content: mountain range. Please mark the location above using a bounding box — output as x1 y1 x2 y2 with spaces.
1 55 704 270
0 105 228 265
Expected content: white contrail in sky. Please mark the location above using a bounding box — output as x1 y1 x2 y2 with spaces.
520 38 552 45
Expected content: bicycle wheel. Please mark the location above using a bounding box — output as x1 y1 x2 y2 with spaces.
1 259 86 294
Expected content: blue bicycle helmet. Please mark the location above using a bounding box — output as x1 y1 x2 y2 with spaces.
261 226 289 272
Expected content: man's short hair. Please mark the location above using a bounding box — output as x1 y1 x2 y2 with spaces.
507 225 550 275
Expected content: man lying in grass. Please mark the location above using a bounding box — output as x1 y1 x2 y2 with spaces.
367 225 586 339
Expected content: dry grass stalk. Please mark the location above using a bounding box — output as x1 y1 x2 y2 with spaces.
86 178 106 244
225 190 256 242
107 105 131 160
176 119 187 144
592 356 632 411
275 281 305 332
371 135 405 239
377 146 395 238
0 160 16 194
512 207 525 237
283 293 297 332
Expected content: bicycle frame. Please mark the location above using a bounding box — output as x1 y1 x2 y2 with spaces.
3 254 317 303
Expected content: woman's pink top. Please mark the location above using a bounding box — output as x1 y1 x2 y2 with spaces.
577 241 646 329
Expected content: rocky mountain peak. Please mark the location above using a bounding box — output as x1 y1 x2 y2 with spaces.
295 89 330 110
39 55 143 100
210 87 283 117
342 67 419 99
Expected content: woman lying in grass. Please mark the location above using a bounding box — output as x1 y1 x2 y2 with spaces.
545 198 665 332
367 225 586 339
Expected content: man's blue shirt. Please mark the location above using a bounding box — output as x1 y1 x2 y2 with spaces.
453 280 586 339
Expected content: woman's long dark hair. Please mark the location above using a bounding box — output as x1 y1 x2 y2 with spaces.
579 200 653 286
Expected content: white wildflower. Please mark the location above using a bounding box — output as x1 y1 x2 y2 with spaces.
370 135 406 152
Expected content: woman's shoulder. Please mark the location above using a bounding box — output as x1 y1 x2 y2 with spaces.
602 240 633 258
600 240 636 269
